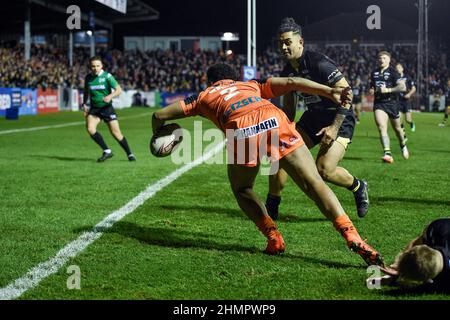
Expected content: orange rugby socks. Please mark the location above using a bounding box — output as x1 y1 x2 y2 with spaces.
256 215 278 238
332 214 362 245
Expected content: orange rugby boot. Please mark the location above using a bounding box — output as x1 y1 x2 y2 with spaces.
264 231 285 255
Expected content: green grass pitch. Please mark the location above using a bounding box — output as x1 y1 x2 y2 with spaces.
0 107 449 300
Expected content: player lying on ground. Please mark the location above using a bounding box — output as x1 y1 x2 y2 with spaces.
368 218 450 289
151 63 385 266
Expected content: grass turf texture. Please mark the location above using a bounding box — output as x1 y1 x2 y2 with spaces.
0 108 449 300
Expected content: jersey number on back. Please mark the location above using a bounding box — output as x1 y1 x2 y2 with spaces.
220 86 240 101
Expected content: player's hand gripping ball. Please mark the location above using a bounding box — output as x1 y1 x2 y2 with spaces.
150 123 183 157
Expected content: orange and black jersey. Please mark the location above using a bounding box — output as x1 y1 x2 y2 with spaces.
423 218 450 287
280 50 344 111
180 79 276 132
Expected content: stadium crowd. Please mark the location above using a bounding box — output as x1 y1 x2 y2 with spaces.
0 43 448 96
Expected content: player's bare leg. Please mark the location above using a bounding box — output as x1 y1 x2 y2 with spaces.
316 141 369 218
228 163 285 254
279 145 383 266
107 120 136 161
316 142 352 187
266 169 288 220
86 115 113 162
107 120 124 141
390 117 409 159
265 127 314 219
439 107 449 127
86 114 101 136
374 109 393 163
354 103 362 124
405 111 415 132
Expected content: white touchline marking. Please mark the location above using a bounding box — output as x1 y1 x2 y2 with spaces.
0 140 226 300
0 112 151 135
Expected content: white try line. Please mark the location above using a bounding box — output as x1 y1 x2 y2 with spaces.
0 112 151 135
0 140 226 300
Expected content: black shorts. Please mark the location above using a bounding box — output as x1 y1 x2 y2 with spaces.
373 101 400 119
353 96 362 104
88 105 118 123
296 109 356 147
398 100 412 113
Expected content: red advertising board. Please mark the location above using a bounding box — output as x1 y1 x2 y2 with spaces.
37 89 59 113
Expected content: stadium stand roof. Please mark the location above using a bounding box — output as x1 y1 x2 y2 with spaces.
303 12 417 42
0 0 159 33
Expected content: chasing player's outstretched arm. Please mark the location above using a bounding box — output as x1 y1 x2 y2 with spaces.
152 101 186 133
322 77 353 136
265 77 351 104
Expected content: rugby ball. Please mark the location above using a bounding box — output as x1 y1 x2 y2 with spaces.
150 123 183 157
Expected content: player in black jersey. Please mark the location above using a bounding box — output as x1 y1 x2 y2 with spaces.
265 18 370 219
368 218 450 290
438 80 450 127
369 51 408 164
352 77 364 124
395 63 416 133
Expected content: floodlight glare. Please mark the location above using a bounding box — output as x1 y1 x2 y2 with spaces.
220 32 239 41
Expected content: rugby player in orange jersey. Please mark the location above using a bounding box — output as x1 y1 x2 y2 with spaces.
151 63 385 266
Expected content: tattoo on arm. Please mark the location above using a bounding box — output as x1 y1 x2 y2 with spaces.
332 113 345 130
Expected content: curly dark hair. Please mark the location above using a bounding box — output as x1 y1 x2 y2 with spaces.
206 63 239 84
278 17 302 36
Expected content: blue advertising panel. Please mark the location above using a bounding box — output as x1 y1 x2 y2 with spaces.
0 88 12 116
20 88 37 115
242 66 257 81
11 88 21 108
0 88 37 117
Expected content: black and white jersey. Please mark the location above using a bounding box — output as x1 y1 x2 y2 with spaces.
423 218 450 287
397 74 415 101
280 50 344 111
370 66 402 103
352 83 364 102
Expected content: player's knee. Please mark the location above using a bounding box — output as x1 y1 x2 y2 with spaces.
377 125 387 133
114 132 123 140
87 127 96 135
233 186 253 199
317 165 334 182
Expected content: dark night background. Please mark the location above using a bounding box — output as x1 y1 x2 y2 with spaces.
0 0 449 52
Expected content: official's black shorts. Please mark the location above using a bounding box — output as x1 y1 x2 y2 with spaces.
373 101 400 119
353 96 362 104
398 100 412 113
296 109 356 148
88 105 118 123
